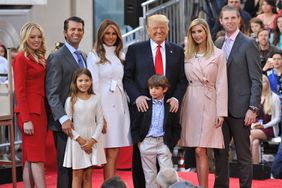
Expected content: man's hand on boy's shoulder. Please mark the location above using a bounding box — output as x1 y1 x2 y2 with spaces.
167 97 179 113
135 95 151 112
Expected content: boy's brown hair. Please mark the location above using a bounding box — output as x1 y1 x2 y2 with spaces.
147 74 170 89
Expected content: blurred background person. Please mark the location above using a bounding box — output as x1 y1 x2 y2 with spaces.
13 22 48 187
257 0 277 30
257 28 281 70
249 75 280 164
0 43 9 161
0 43 7 59
87 19 132 180
248 17 265 40
266 51 282 109
270 14 282 49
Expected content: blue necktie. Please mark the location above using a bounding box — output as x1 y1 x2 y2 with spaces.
74 50 85 68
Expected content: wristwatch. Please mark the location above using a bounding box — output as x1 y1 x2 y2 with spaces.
248 106 258 113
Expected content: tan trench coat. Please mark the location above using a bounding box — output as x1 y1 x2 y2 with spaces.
178 47 228 149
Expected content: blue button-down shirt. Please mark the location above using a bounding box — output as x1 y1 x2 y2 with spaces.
146 98 165 137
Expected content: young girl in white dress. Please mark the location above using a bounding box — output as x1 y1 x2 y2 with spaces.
63 68 106 188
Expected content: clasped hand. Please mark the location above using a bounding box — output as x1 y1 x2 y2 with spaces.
77 137 97 154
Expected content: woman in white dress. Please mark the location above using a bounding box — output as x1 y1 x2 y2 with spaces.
63 69 106 188
87 19 132 180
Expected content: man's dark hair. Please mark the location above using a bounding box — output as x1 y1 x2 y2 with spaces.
272 51 282 58
101 176 126 188
64 16 84 31
220 5 240 18
147 74 170 89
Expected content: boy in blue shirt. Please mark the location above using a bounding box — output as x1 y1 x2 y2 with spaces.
131 74 181 188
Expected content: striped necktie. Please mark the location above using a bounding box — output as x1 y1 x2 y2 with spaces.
222 38 232 60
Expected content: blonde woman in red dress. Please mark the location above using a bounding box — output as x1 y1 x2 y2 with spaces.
13 22 47 188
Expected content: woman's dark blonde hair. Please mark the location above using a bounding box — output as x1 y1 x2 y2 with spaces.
94 19 123 64
185 18 214 60
19 22 47 66
69 69 94 115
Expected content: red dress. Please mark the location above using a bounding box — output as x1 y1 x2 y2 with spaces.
13 51 47 164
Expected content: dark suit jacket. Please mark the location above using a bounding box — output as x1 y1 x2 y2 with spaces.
45 44 87 131
123 40 187 104
215 32 262 118
131 100 181 151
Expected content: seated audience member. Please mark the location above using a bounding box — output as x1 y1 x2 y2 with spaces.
249 75 281 164
101 176 127 188
257 0 277 30
156 167 179 188
270 14 282 49
249 17 265 40
257 29 281 70
266 52 282 106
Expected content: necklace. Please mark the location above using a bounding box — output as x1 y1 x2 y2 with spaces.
195 53 204 62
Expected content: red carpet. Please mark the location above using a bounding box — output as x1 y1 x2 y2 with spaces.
1 169 282 188
1 131 282 187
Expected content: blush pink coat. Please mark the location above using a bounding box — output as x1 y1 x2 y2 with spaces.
178 47 228 149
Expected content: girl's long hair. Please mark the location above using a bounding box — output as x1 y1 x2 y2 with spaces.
94 19 124 64
262 75 272 115
185 18 214 60
69 69 94 115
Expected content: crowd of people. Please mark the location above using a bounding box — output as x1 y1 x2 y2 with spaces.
2 0 282 188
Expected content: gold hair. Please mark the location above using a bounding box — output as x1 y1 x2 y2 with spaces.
185 18 214 60
19 22 47 66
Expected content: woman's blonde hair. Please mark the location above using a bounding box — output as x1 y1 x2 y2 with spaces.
262 75 272 115
19 22 47 66
185 18 214 60
94 19 123 64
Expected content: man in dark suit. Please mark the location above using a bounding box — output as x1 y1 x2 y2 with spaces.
214 5 262 188
45 16 86 188
123 14 187 188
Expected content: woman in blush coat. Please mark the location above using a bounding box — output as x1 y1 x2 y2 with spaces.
178 18 228 188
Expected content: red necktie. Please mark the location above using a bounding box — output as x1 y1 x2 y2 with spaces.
155 45 164 75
